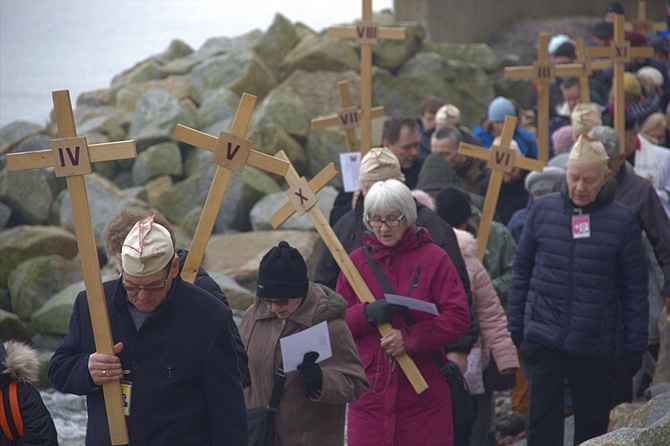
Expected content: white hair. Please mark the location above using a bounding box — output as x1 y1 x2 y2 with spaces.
363 180 417 230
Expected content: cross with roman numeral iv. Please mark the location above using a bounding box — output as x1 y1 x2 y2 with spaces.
172 93 289 283
269 151 429 395
328 0 405 155
458 115 545 262
7 90 134 445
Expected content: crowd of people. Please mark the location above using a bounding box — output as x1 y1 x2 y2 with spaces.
6 2 670 446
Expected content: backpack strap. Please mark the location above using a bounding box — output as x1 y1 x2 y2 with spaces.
0 381 24 441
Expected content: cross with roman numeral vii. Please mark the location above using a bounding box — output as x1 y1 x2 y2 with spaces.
7 90 134 445
172 93 289 283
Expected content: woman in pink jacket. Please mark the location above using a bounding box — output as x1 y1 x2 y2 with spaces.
336 179 471 446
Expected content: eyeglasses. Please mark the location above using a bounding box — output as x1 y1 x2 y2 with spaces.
366 214 405 229
122 273 169 294
260 298 290 307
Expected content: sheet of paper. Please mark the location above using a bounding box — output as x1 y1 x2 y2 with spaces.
280 321 332 372
339 152 361 193
385 293 439 316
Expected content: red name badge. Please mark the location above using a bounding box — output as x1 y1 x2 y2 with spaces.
572 214 590 239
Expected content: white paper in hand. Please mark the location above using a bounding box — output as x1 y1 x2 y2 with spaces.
339 152 361 193
384 293 439 316
280 321 332 372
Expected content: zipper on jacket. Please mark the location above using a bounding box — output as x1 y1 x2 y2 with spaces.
405 265 423 297
560 218 578 348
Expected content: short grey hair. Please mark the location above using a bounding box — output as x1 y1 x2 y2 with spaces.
363 179 417 230
587 125 622 160
432 125 463 146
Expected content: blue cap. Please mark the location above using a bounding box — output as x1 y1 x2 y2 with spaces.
487 97 515 122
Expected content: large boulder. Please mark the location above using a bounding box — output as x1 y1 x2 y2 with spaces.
253 13 301 76
247 124 307 175
248 89 310 144
131 141 183 186
201 230 323 291
231 167 282 232
423 42 498 72
0 310 31 343
209 272 255 312
304 128 350 186
148 176 200 228
0 202 11 230
73 106 126 141
0 121 45 155
7 255 82 320
654 308 670 384
249 185 339 231
188 49 277 105
31 281 85 336
110 58 166 91
196 87 241 134
0 167 53 225
59 173 148 243
0 225 78 288
372 22 425 72
114 75 192 124
127 89 196 152
280 35 359 79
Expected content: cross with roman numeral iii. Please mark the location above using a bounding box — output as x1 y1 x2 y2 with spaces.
7 90 134 445
458 115 545 261
172 93 289 283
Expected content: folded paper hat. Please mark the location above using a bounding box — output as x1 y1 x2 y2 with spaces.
571 103 602 138
122 214 175 276
359 147 403 181
436 104 462 126
568 134 610 166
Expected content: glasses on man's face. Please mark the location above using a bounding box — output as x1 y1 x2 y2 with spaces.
366 214 405 229
260 298 290 307
122 273 169 294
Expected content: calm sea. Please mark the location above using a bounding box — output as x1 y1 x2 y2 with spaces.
0 0 393 127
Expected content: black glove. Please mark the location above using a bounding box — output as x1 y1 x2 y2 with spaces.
511 331 524 349
297 351 322 398
364 300 408 325
616 349 644 380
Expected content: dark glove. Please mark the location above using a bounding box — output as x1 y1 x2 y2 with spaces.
511 331 524 349
616 349 644 380
364 300 408 325
297 351 322 398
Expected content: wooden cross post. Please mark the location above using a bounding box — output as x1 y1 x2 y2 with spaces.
7 90 134 445
310 80 386 152
458 116 545 262
587 14 654 145
504 33 584 162
328 0 405 155
173 93 289 283
269 151 429 394
626 0 667 34
574 37 612 103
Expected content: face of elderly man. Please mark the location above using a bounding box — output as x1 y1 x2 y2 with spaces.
566 160 611 207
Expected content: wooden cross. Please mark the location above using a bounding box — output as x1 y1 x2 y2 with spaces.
574 37 612 103
7 90 134 445
458 115 545 262
310 80 386 152
504 33 583 162
328 0 405 156
269 151 429 394
172 93 289 283
587 14 654 146
625 0 667 34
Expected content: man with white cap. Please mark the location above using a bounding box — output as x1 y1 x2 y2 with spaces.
507 135 649 445
49 214 248 445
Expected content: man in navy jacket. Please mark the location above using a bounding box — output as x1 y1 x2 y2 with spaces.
507 135 648 446
49 214 247 445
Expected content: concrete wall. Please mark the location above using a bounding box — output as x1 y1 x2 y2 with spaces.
394 0 666 43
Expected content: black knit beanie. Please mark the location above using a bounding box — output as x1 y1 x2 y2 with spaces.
257 241 309 299
435 187 472 228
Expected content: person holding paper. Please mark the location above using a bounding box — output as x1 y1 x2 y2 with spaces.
240 241 369 446
336 180 471 446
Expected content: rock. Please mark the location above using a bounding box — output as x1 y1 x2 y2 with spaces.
208 272 255 312
246 124 307 175
188 49 277 105
495 78 535 110
115 75 193 124
248 89 310 143
0 225 78 288
372 22 425 72
304 128 349 186
196 87 240 133
201 230 323 291
59 173 148 243
76 88 113 108
0 202 11 230
12 134 52 154
31 281 85 336
0 167 53 225
0 309 31 343
131 141 183 186
653 307 670 384
149 176 201 228
0 121 44 155
423 42 498 72
253 13 301 76
7 255 82 320
280 34 359 79
231 167 282 231
73 106 126 141
127 89 196 151
110 58 166 91
249 185 339 231
156 38 194 63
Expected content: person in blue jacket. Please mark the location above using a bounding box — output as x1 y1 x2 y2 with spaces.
48 214 247 446
507 135 649 446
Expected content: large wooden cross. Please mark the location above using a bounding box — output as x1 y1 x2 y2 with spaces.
574 37 612 103
310 80 386 153
458 116 545 261
172 93 289 283
7 91 134 445
504 33 583 162
587 14 654 145
328 0 405 156
625 0 667 34
269 151 429 394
